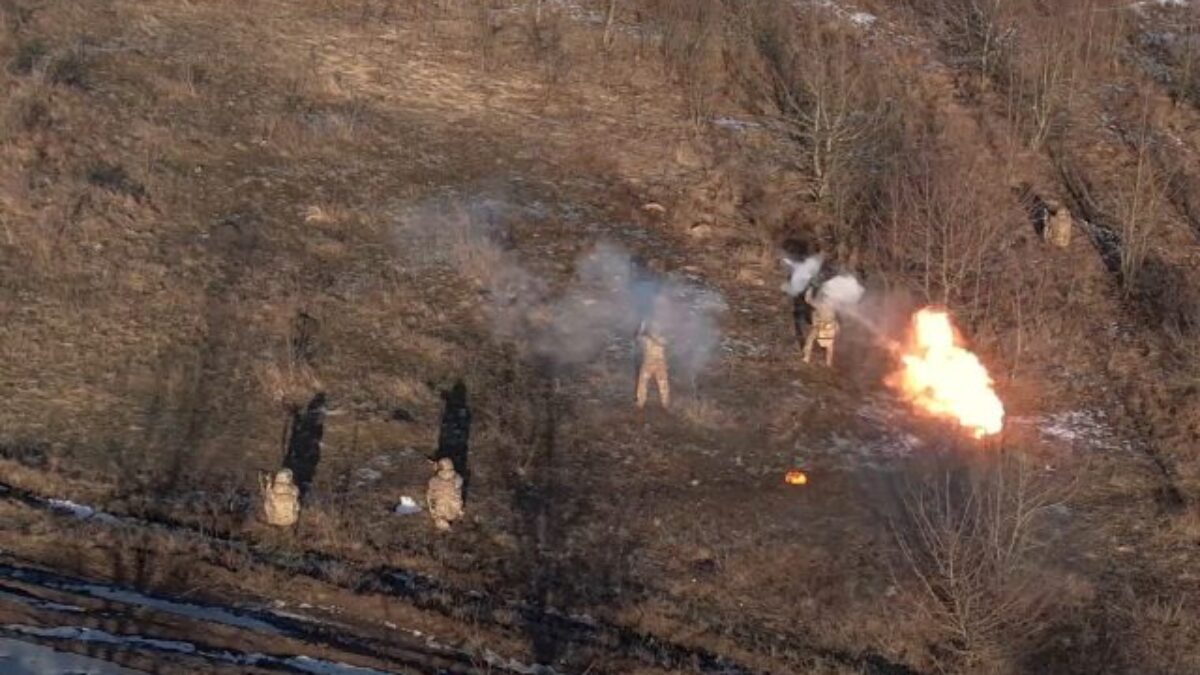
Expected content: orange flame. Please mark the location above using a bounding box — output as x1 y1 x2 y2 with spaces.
784 470 808 485
887 308 1004 439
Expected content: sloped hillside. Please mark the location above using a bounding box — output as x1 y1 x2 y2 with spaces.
0 0 1199 673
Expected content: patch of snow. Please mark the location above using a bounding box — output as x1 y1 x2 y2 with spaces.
481 649 561 675
0 636 143 675
11 626 196 655
353 468 382 485
0 590 83 614
7 625 402 674
810 0 881 30
2 568 282 636
720 337 764 357
392 496 422 516
1014 409 1134 453
42 498 119 525
82 586 283 635
1131 0 1189 13
849 11 876 26
284 655 394 675
46 499 94 519
711 117 759 132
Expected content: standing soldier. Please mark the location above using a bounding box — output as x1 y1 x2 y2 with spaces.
1043 199 1073 248
427 458 465 531
260 468 301 528
635 312 670 409
802 285 839 367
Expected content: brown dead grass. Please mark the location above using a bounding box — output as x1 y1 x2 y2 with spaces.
0 0 1198 671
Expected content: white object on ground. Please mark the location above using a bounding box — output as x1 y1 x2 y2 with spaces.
393 496 422 515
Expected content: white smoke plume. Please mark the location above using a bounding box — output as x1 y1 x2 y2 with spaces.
395 194 726 379
781 255 824 297
818 273 865 312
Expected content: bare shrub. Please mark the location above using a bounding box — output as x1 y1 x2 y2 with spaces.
1178 5 1200 106
1 85 51 139
1113 591 1200 674
729 2 904 251
869 145 1022 325
1138 0 1200 107
523 1 572 99
1130 255 1200 338
926 0 1018 85
893 453 1070 672
1115 97 1169 297
1007 15 1078 150
646 0 728 125
471 1 504 71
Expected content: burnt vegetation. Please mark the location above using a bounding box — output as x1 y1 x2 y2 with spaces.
0 0 1199 673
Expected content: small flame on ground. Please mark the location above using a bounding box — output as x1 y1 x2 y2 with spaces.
784 470 809 485
887 308 1004 439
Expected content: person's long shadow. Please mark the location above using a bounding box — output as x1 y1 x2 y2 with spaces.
435 381 472 498
283 392 326 498
792 293 813 346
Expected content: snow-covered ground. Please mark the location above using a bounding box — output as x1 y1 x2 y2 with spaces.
7 625 395 675
0 636 143 675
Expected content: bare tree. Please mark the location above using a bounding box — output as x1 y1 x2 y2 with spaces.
652 0 727 126
934 0 1017 85
894 454 1068 671
755 10 886 203
872 148 1017 321
1118 94 1168 296
602 0 619 50
1174 2 1199 106
1012 16 1079 150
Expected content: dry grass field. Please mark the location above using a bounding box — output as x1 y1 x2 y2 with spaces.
1 0 1200 673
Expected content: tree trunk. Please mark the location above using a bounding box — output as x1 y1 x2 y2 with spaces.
603 0 618 50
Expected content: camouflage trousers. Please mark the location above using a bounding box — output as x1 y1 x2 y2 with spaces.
636 351 670 408
803 319 838 367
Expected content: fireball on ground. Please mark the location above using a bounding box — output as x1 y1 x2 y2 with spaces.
887 308 1004 439
785 470 809 485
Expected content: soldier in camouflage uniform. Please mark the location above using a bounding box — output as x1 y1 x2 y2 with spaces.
426 458 464 531
635 317 670 409
1043 200 1072 248
260 468 301 528
803 285 839 367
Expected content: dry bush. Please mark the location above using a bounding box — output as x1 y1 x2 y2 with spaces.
1006 14 1078 150
921 0 1019 84
1 82 51 140
521 1 573 99
1137 0 1200 107
1107 591 1200 674
643 0 729 125
893 453 1071 673
869 144 1023 326
913 0 1122 132
255 312 324 410
1131 255 1200 339
1114 96 1169 297
470 1 505 71
724 2 905 252
1178 6 1200 106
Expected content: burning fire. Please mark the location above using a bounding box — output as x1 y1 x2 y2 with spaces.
784 470 808 485
888 308 1004 439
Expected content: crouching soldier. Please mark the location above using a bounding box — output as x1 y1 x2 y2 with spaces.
635 317 670 409
1043 199 1073 248
803 285 839 367
427 458 464 531
260 468 301 528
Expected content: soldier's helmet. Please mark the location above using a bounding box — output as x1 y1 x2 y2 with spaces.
275 468 294 485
